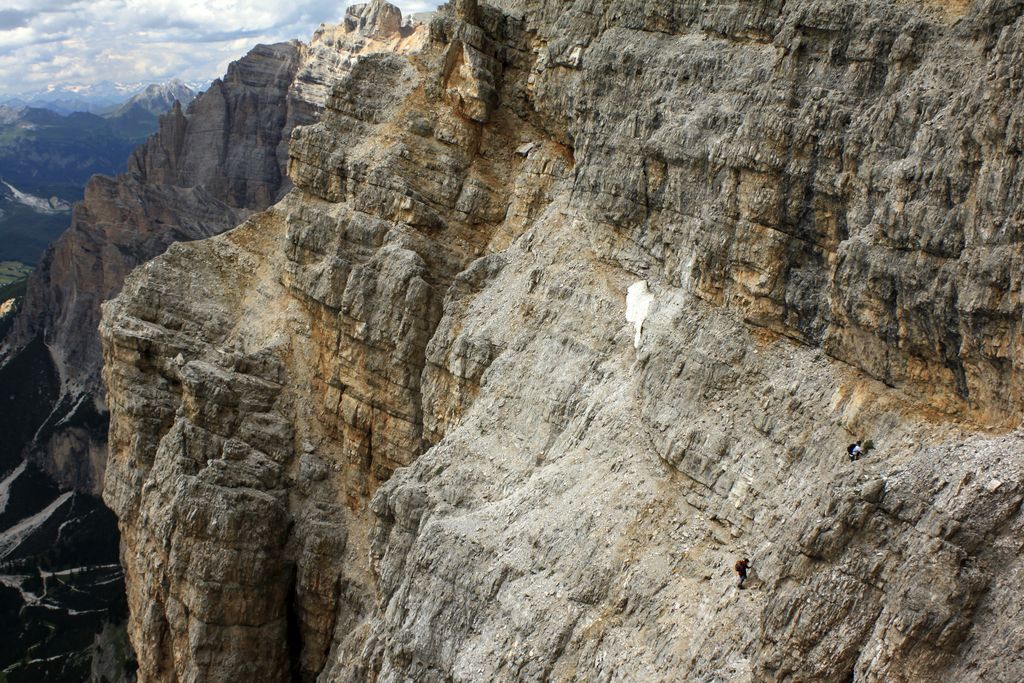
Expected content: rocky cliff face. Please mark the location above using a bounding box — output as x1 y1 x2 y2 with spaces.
101 0 1024 681
1 3 425 493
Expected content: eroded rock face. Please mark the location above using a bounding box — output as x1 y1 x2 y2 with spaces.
345 1 404 39
1 1 425 493
103 0 1024 681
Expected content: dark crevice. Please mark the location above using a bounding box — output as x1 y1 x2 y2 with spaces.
285 565 304 683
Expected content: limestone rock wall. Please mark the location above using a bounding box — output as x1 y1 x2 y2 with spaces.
102 0 1024 681
494 0 1024 424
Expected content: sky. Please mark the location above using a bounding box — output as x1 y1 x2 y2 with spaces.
0 0 440 97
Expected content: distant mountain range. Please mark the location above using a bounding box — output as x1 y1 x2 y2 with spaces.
103 79 198 118
1 79 205 116
0 80 198 265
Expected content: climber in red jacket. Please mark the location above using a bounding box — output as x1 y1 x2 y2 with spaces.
735 557 751 588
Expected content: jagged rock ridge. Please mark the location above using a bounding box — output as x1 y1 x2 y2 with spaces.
0 4 426 679
102 0 1023 681
0 2 427 493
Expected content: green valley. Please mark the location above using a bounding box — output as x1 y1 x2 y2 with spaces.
0 261 31 286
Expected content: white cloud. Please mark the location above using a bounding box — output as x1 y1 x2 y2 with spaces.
0 0 441 96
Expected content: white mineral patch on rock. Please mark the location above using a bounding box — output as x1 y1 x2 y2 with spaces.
625 280 653 349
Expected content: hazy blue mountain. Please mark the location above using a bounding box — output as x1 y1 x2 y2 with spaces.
104 79 197 118
0 81 196 265
0 79 203 116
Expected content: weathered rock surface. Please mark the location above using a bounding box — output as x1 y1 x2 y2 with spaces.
1 1 426 493
102 0 1024 681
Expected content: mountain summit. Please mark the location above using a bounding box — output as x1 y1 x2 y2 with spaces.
106 79 198 118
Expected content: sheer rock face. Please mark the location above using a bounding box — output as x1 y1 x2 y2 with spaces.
103 0 1023 681
1 3 424 493
344 1 404 39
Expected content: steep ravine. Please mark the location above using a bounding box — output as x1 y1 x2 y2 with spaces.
102 0 1023 681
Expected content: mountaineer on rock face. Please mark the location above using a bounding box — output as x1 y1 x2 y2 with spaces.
735 558 751 588
848 441 863 462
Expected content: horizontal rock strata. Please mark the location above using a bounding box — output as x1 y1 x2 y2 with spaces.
102 0 1024 681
